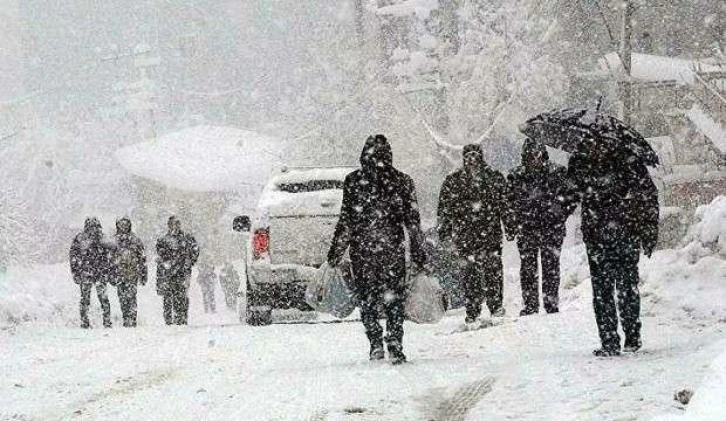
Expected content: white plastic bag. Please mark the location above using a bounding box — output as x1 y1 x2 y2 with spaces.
305 263 357 319
405 272 448 324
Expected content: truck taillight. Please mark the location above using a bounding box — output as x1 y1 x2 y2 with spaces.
252 228 269 259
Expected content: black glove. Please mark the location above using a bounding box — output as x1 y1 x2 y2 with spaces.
643 244 655 258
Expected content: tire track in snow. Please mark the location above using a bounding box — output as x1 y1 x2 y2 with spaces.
66 368 176 420
426 377 495 421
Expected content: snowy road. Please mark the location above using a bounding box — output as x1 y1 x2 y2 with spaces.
2 309 723 421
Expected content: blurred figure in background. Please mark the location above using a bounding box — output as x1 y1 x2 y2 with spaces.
219 262 241 310
197 261 217 314
111 217 148 327
156 216 200 325
69 217 114 328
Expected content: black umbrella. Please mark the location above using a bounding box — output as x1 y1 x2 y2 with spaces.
519 108 659 166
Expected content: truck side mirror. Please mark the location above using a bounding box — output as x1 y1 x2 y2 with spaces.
233 215 251 232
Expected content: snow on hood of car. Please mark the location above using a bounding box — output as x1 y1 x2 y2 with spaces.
115 125 283 193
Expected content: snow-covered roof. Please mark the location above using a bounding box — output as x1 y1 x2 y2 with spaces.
687 105 726 155
116 125 283 193
600 53 722 85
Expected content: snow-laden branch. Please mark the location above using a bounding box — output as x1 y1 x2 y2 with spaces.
474 96 513 144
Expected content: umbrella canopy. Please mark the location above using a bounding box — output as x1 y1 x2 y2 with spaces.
519 109 659 166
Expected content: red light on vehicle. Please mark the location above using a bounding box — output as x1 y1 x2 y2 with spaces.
252 228 269 259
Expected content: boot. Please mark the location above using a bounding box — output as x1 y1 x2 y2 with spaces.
519 307 538 317
368 334 384 361
491 307 506 318
386 338 407 365
369 345 385 361
593 347 621 357
623 337 642 353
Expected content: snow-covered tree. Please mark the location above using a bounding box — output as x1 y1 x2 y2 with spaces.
373 0 569 168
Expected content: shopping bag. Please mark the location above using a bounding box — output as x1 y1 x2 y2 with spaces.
305 263 357 319
405 271 448 324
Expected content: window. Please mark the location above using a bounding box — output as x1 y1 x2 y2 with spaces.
276 180 344 193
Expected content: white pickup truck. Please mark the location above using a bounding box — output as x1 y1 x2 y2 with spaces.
236 167 355 325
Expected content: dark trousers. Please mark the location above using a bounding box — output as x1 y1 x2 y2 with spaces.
351 254 406 348
163 278 189 325
518 236 563 314
461 247 504 320
586 239 642 350
117 282 138 327
80 282 111 328
200 283 216 313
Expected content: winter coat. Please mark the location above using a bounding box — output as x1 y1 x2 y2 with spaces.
438 164 510 254
113 233 148 285
156 231 200 293
567 151 659 255
328 135 427 278
69 218 115 285
506 140 577 241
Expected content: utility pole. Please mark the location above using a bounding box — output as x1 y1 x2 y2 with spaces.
620 0 634 124
354 0 365 49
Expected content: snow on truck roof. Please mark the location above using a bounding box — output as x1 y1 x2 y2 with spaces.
115 125 283 193
272 167 356 185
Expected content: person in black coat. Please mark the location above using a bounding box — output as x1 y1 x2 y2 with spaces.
156 216 200 325
328 134 427 364
568 142 659 356
111 217 148 327
437 144 511 323
69 217 114 328
507 139 577 316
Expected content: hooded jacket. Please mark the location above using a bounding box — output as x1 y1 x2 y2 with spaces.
112 217 148 285
69 217 114 284
328 135 427 269
506 139 577 240
438 144 511 253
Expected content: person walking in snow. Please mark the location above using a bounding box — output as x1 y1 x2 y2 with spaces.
568 142 658 356
219 262 241 309
110 217 148 327
507 139 577 316
197 261 217 314
156 216 200 325
437 144 511 324
69 217 115 328
328 134 428 364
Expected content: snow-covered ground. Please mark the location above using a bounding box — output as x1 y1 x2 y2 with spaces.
1 196 724 420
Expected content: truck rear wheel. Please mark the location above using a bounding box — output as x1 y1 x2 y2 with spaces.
246 305 272 326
